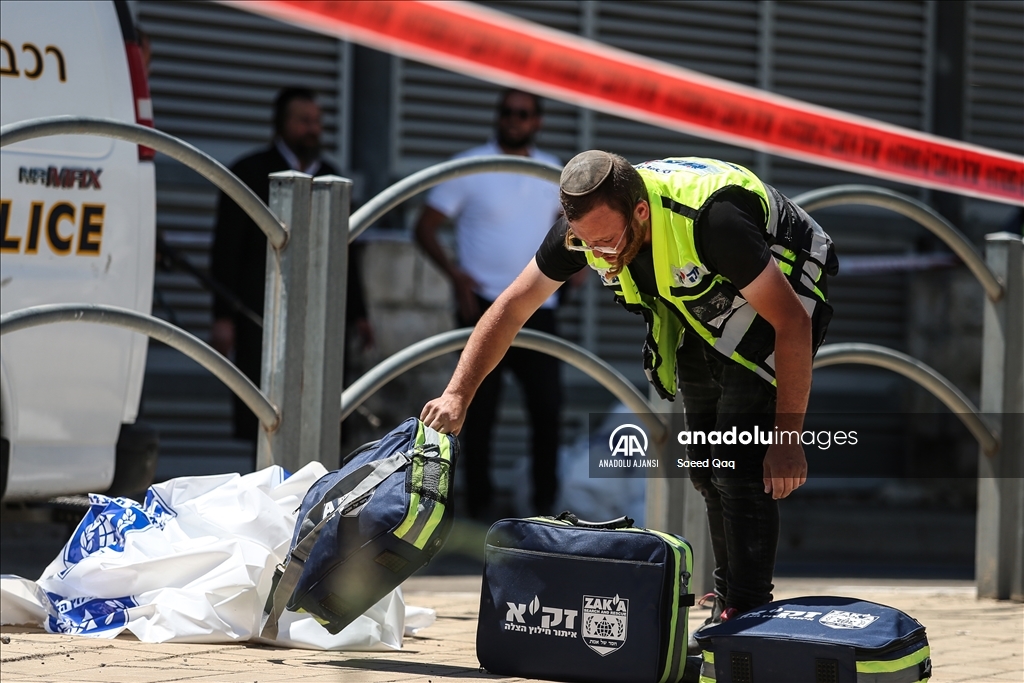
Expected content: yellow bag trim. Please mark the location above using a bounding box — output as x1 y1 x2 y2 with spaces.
395 420 454 547
856 645 930 674
412 502 448 549
394 492 421 540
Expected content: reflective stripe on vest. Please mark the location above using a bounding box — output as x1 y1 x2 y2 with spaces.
585 157 830 397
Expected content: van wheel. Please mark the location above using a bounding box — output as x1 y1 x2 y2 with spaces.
107 423 159 499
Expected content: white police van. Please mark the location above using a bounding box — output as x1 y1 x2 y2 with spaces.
1 0 156 500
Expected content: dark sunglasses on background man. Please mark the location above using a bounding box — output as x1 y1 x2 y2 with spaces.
500 107 536 120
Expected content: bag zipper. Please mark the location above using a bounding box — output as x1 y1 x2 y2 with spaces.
853 629 928 658
485 543 662 566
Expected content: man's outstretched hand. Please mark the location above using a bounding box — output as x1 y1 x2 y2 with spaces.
420 393 469 435
762 442 807 499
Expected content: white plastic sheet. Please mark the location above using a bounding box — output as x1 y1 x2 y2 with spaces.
0 463 435 649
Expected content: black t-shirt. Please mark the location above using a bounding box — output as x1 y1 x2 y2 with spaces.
535 186 772 294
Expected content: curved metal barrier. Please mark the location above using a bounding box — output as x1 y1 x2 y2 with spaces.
349 155 561 241
340 328 669 445
0 116 287 249
0 304 280 430
793 184 1003 302
813 342 997 454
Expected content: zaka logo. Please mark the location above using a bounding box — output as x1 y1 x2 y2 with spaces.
819 610 879 630
504 595 579 640
582 594 629 656
609 424 648 458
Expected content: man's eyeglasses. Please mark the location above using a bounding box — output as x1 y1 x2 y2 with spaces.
566 218 629 256
500 107 536 121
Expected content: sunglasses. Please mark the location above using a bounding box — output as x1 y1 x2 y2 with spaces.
499 107 536 121
566 218 630 256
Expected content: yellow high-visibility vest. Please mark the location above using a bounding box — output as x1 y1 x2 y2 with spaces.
585 157 833 398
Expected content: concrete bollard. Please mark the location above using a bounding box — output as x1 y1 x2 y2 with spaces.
258 171 312 472
257 172 353 474
300 176 352 472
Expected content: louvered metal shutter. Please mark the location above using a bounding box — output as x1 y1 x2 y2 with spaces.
589 1 760 165
134 1 349 476
126 0 1019 490
768 1 936 354
965 1 1024 155
769 0 932 193
392 1 936 359
393 0 584 176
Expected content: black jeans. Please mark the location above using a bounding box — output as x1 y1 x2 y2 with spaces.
459 295 562 517
677 329 779 613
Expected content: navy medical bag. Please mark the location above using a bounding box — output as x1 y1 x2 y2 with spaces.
477 512 695 683
693 596 931 683
261 417 458 637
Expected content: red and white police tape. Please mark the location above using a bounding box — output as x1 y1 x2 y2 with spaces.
226 0 1023 206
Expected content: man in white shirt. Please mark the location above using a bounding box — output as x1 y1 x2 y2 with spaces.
415 89 563 519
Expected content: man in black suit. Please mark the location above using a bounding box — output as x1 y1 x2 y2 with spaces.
211 88 370 449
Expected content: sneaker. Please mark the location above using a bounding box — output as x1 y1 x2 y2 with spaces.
686 594 737 655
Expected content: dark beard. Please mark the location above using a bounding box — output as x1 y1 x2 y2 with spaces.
497 129 534 150
287 137 321 164
290 141 317 162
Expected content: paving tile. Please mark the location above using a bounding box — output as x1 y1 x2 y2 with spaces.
1 582 1021 682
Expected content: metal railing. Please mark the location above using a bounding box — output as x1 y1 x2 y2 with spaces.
0 304 279 429
1 116 287 248
976 234 1023 601
793 184 1004 301
794 186 1023 601
349 155 561 241
341 328 668 445
812 342 997 454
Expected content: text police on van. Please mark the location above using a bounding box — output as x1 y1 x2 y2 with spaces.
1 200 105 255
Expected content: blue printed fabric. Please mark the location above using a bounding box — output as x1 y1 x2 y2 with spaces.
40 491 175 634
46 593 138 635
58 491 175 577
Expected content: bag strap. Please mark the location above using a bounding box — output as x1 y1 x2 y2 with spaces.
259 449 411 639
294 461 379 544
